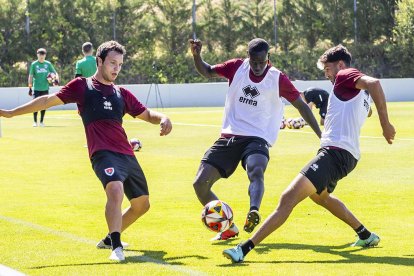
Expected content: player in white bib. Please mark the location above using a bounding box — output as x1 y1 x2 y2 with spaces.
189 38 322 241
223 44 396 263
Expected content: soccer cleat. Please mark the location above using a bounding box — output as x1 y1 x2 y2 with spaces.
223 244 244 263
352 232 380 247
109 246 125 262
96 239 129 249
39 122 45 127
32 122 38 127
210 223 239 241
244 210 261 233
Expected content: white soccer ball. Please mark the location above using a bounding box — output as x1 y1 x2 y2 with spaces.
291 119 302 129
298 117 306 127
280 118 286 129
130 138 142 152
201 200 233 233
285 118 294 129
46 72 56 84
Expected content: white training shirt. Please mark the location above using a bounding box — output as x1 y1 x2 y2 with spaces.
221 59 284 146
321 89 371 160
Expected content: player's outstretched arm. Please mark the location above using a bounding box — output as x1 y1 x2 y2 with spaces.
136 109 172 136
188 39 219 79
356 76 396 144
291 97 322 138
0 94 64 118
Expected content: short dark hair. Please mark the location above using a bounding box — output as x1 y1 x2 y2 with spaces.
96 41 126 65
248 38 269 55
82 42 93 53
317 44 352 69
37 48 47 54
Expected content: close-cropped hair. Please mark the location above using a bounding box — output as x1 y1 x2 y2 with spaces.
248 38 270 55
82 42 93 53
317 44 352 69
96 41 126 65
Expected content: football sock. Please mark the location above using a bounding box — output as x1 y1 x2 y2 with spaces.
103 234 111 245
241 239 255 256
40 110 46 122
249 206 259 212
354 225 371 240
110 232 122 249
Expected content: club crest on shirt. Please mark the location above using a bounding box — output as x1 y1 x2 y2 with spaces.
103 100 112 110
104 167 115 176
240 85 259 106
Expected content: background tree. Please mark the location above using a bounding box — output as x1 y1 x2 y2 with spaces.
0 0 412 87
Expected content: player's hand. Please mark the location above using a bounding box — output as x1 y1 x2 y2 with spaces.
28 87 33 96
382 122 396 144
0 109 13 118
189 39 202 56
160 117 172 136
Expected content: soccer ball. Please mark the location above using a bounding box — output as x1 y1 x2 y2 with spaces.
130 138 142 152
201 200 233 233
46 72 56 84
291 118 302 129
280 118 286 129
285 118 294 129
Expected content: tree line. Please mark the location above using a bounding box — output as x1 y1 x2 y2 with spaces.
0 0 413 87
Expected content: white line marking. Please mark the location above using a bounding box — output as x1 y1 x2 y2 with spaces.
0 215 206 276
14 115 414 141
0 265 25 276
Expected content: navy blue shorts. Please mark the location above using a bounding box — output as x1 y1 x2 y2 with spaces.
91 150 148 199
201 136 270 178
34 90 49 98
300 147 358 194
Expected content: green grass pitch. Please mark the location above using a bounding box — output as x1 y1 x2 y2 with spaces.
0 102 413 275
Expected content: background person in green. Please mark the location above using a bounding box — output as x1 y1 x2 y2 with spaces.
75 42 97 78
28 48 59 127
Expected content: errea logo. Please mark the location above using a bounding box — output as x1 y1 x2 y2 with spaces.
239 85 260 106
310 163 319 171
103 101 112 110
242 85 260 98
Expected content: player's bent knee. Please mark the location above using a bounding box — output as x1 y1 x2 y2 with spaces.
279 191 299 211
105 181 124 201
247 166 265 181
130 196 150 214
193 179 211 194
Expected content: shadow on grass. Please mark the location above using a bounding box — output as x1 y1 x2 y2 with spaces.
28 249 208 269
218 242 414 267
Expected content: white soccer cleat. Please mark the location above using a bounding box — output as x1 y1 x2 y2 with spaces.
109 246 125 262
39 122 45 127
32 122 38 127
96 239 129 249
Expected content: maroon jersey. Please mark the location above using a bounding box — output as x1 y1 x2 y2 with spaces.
334 68 365 101
56 77 146 157
212 58 300 103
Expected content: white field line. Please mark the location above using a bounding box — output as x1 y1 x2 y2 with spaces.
0 265 25 276
15 115 414 141
0 215 206 276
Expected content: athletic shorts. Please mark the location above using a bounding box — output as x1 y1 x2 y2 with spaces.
300 147 358 194
201 136 270 178
91 150 148 200
34 90 49 98
319 102 328 119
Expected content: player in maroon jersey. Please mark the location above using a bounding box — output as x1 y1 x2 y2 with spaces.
0 41 172 262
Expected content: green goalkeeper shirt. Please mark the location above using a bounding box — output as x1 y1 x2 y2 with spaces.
75 56 97 78
29 60 57 91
